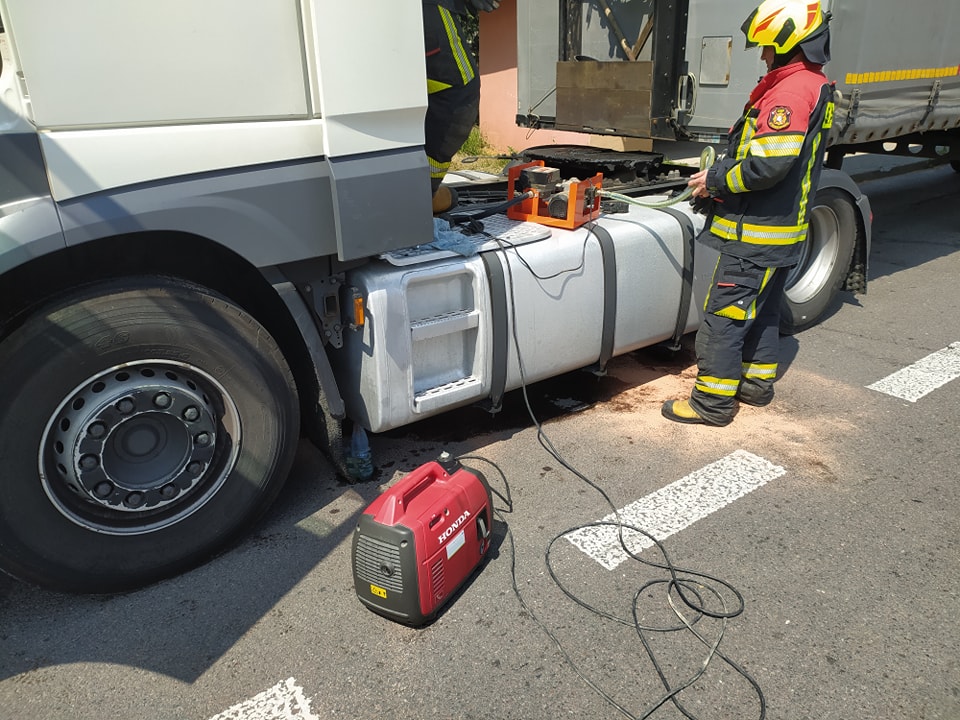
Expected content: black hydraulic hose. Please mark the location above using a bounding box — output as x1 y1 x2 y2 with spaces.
447 191 535 231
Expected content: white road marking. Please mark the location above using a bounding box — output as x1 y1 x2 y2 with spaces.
566 449 785 569
866 342 960 402
207 678 319 720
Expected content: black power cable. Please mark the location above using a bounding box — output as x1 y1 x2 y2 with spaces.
447 191 535 230
461 220 766 720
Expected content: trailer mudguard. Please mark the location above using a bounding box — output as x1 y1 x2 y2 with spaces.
818 166 873 283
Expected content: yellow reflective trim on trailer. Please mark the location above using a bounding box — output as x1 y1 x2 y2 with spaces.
845 64 960 85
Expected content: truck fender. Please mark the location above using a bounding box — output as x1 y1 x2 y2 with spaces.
0 198 66 276
817 167 873 274
780 167 873 333
269 277 350 475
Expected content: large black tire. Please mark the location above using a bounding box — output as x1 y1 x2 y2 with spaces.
0 277 300 593
780 187 858 334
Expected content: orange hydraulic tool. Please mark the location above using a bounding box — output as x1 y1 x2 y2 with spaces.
506 161 602 229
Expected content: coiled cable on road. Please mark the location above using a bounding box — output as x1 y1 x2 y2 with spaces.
464 404 765 720
460 216 765 720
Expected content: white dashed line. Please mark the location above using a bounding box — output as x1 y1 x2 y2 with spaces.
207 678 318 720
565 449 785 569
866 342 960 402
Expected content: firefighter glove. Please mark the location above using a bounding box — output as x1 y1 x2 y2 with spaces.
690 195 713 216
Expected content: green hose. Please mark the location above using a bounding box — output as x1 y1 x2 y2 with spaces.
598 145 717 209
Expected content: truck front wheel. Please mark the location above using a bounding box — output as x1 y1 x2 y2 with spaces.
780 187 858 334
0 277 300 593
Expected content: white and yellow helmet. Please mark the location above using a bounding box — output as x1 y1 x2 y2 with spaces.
741 0 827 55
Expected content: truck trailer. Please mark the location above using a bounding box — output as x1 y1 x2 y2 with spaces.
515 0 958 327
0 0 933 592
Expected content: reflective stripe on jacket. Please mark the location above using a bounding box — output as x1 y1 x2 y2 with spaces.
423 1 477 95
424 0 471 16
702 60 834 267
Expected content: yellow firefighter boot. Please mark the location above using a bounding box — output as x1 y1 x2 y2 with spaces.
661 399 732 426
432 185 459 214
661 399 707 424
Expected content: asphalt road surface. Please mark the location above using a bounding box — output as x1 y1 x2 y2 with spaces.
2 160 959 720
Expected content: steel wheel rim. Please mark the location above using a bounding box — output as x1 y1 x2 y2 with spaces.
784 203 841 305
39 360 242 535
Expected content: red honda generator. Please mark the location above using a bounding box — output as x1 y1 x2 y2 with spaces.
351 454 493 626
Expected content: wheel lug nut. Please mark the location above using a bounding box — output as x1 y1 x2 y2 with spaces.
182 406 200 422
94 481 114 498
194 432 212 447
160 484 177 499
87 422 107 439
125 492 145 508
153 392 172 409
79 454 100 471
117 398 135 414
187 462 203 475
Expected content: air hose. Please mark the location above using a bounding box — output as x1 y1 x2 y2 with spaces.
598 146 717 209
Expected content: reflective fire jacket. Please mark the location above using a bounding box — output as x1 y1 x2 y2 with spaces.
703 59 835 267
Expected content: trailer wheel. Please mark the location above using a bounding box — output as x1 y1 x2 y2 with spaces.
780 188 858 334
0 277 299 593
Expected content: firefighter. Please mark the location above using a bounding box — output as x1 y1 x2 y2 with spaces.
422 0 500 214
662 0 834 426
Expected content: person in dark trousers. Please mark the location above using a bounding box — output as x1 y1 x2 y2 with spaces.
422 0 499 214
662 0 835 426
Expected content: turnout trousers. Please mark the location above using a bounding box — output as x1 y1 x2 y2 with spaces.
423 4 480 193
689 253 789 425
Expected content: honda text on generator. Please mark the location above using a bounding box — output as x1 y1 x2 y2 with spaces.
26 0 960 592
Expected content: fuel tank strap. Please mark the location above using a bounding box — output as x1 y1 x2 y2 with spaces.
588 222 618 372
654 207 696 351
480 252 509 413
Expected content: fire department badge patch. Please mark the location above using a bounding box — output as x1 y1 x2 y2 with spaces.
768 106 792 130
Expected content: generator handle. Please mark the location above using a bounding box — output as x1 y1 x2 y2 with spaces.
377 461 444 525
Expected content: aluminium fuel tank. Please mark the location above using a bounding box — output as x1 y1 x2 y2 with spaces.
330 203 715 433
